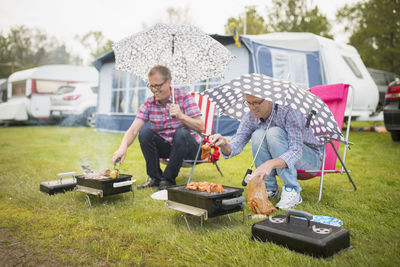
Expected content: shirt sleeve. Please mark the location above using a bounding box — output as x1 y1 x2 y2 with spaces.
278 109 305 169
135 97 151 122
222 112 254 159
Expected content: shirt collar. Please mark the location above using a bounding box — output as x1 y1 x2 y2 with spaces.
257 103 277 125
153 87 175 106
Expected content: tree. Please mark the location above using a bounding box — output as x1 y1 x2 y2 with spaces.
336 0 400 73
77 31 113 61
266 0 332 38
0 25 79 78
225 7 267 35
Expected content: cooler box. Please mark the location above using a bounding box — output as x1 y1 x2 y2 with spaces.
251 209 350 258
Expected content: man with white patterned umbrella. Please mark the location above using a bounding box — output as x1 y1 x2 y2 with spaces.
111 24 233 190
205 73 341 209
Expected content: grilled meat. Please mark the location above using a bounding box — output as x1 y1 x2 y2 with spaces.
185 182 224 193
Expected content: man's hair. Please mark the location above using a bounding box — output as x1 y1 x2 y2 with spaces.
148 65 171 81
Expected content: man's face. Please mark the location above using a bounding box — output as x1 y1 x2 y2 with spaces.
245 94 273 120
148 72 171 103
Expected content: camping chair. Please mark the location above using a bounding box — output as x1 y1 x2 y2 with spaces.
145 92 223 184
297 83 357 203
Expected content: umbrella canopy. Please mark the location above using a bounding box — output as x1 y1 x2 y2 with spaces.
201 73 345 142
112 23 234 86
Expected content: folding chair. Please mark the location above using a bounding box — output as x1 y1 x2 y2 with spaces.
145 92 223 184
297 83 357 203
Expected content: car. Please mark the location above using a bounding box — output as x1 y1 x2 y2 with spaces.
50 83 98 127
368 68 400 112
383 79 400 141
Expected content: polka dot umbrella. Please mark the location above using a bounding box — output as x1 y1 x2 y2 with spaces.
112 23 234 86
201 73 345 142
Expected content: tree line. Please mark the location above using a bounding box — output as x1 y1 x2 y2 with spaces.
0 0 398 79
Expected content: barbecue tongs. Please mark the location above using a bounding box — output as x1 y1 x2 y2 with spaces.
112 157 121 178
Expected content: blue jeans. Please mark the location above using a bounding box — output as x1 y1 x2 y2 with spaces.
251 127 321 192
138 128 200 184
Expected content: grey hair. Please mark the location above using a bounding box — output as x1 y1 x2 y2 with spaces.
148 65 171 81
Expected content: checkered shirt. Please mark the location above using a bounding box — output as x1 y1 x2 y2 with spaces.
136 87 202 144
224 103 324 169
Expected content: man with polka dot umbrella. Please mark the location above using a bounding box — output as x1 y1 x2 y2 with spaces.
205 73 342 210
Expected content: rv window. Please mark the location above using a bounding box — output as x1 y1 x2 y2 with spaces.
11 81 26 97
36 80 68 93
56 86 75 94
342 56 363 78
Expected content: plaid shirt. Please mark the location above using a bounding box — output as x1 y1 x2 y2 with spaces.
136 87 202 144
224 103 324 169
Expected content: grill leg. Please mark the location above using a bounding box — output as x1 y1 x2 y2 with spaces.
86 194 92 207
182 214 192 233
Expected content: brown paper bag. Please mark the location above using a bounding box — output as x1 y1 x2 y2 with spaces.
247 175 276 215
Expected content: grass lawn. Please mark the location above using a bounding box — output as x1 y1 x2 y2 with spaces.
0 124 399 266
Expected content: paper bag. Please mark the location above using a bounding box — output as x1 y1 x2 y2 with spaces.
247 176 276 215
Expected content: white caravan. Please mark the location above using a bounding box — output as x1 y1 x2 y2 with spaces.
0 65 98 122
237 32 380 120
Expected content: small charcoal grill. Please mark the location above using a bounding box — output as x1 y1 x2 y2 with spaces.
75 174 136 206
166 185 246 230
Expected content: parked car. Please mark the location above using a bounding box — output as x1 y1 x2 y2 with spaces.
368 68 400 112
383 79 400 141
50 83 98 127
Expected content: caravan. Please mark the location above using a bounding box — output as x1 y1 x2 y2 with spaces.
0 65 98 123
221 32 379 120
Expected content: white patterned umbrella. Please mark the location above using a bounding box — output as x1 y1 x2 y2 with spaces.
201 73 345 142
112 23 234 86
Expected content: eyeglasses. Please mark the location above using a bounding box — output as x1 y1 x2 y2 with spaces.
244 99 264 107
148 80 167 90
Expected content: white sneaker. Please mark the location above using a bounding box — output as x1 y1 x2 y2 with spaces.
276 186 302 210
267 190 280 199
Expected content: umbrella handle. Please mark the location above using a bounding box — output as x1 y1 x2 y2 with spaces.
171 87 176 118
306 110 316 128
242 169 253 186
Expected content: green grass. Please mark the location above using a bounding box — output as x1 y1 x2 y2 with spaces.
0 125 399 266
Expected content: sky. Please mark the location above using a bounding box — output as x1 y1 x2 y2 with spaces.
0 0 356 63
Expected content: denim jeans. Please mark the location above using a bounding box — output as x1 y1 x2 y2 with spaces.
138 127 200 184
251 127 321 192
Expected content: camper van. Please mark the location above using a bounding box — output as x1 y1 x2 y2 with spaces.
0 65 98 123
235 33 379 120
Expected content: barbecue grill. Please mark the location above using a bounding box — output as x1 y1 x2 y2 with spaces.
75 174 136 206
166 185 246 230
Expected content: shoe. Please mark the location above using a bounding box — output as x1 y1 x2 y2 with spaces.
275 185 302 210
157 180 176 191
137 179 160 190
267 190 280 199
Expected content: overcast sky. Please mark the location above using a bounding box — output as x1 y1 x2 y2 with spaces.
0 0 356 62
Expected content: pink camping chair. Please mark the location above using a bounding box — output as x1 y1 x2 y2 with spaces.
148 92 223 184
297 83 357 203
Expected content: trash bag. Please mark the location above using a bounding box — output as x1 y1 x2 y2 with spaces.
247 175 276 215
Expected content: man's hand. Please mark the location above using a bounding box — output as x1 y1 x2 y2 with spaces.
252 161 275 182
208 133 226 147
252 158 288 182
112 148 127 164
168 104 182 119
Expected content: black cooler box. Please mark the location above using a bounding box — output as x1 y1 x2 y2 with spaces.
251 209 350 258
